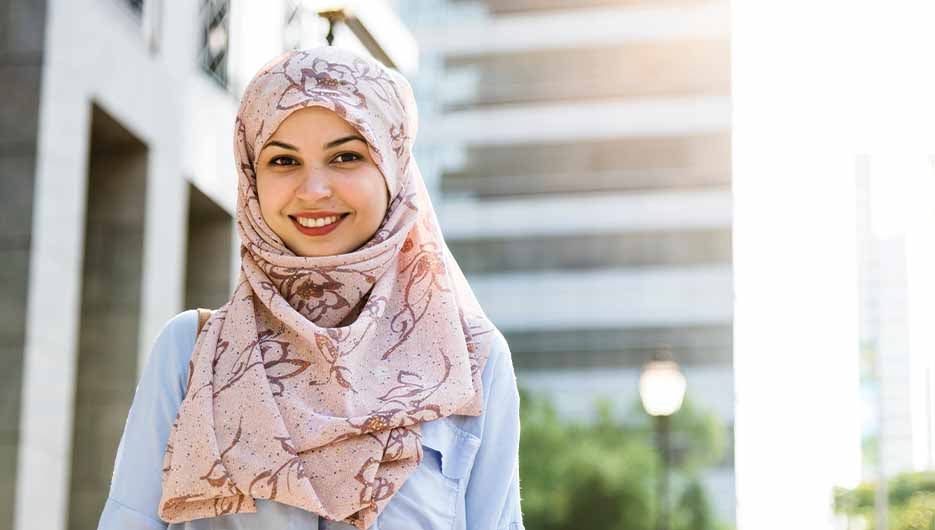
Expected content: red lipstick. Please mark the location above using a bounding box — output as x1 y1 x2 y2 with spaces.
290 211 349 236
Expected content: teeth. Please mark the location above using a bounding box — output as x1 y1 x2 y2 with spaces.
296 215 340 228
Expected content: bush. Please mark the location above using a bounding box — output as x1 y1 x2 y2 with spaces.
834 471 935 530
894 492 935 530
517 386 729 530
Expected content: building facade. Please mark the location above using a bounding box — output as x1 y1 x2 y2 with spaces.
856 156 935 484
396 0 735 523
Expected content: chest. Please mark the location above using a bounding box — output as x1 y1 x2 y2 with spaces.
169 416 481 530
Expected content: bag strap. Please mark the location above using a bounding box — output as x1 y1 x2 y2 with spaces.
196 308 213 335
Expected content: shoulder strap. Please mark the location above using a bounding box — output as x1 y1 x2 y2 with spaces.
196 308 213 335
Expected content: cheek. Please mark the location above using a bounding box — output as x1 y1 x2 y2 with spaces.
256 177 289 218
347 170 389 219
370 180 390 221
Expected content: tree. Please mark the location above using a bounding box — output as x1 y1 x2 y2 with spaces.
517 386 731 530
673 479 715 530
834 471 935 530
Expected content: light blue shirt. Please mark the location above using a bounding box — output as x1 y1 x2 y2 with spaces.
97 309 525 530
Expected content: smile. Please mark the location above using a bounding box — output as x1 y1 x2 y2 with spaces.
290 213 348 236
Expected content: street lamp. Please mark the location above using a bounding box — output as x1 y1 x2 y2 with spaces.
310 1 419 75
317 8 346 46
639 348 687 530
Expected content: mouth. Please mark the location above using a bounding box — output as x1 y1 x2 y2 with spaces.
289 213 350 236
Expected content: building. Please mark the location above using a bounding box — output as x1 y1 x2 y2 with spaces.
396 0 735 523
856 155 935 484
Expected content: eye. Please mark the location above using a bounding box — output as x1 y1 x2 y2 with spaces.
332 152 363 164
269 155 298 167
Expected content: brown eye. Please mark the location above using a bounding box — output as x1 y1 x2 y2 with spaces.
333 152 363 164
270 155 297 167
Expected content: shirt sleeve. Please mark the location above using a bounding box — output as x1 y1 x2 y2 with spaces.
97 310 197 530
464 331 526 530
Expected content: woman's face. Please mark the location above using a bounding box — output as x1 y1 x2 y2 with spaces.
255 106 390 257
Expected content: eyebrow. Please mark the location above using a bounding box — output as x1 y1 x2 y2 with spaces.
260 135 367 153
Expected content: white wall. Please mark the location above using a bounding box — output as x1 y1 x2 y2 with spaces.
469 266 733 331
441 189 732 240
15 1 242 528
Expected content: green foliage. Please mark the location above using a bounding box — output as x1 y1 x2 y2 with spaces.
517 386 730 530
891 474 935 507
621 395 729 476
517 386 578 529
894 492 935 530
833 471 935 530
673 479 715 530
833 481 876 518
558 438 656 530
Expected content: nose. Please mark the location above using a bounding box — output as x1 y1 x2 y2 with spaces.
294 165 333 200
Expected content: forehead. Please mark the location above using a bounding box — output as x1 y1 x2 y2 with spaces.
271 106 357 138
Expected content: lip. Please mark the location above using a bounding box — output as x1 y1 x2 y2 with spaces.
290 213 348 236
293 210 347 219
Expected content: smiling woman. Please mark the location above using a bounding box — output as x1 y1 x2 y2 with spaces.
96 46 525 530
255 106 391 258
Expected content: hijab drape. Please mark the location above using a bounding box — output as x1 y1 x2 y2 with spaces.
158 47 497 530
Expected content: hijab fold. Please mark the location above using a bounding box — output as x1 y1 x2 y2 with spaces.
158 47 497 529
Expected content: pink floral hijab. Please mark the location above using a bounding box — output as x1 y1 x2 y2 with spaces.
158 47 497 529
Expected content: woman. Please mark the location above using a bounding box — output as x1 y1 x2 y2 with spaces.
97 46 524 530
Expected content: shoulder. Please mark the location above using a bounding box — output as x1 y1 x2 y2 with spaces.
482 328 515 398
451 328 516 439
151 309 200 358
142 309 200 396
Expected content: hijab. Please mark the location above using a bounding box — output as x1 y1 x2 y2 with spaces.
158 46 498 529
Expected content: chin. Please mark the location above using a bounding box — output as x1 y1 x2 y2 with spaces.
291 242 351 258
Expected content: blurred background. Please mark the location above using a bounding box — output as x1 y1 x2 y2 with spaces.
2 0 934 529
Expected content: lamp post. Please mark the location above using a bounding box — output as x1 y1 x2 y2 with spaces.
317 8 346 46
639 348 687 530
310 1 417 72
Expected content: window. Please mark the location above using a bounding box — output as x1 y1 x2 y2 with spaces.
200 0 230 88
